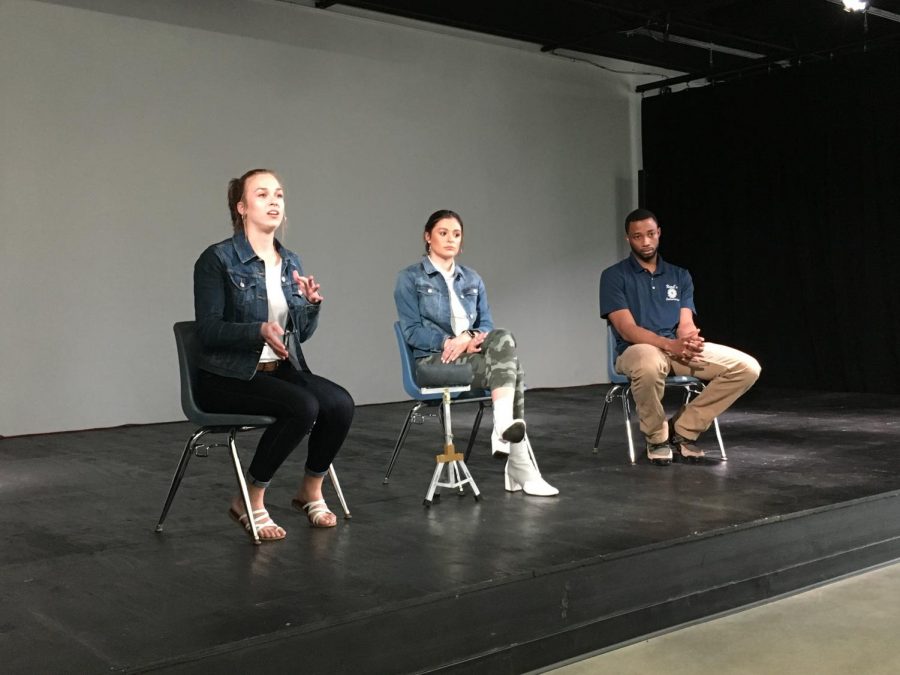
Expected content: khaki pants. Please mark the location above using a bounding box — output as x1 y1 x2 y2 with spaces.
615 342 761 445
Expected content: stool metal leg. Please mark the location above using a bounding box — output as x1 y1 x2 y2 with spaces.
457 460 480 501
424 462 445 506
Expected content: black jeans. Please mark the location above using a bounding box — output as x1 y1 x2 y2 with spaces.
197 363 354 486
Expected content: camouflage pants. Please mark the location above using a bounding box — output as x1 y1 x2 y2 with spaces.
417 328 525 418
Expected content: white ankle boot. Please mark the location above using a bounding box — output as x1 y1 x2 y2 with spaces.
491 427 510 458
504 435 559 496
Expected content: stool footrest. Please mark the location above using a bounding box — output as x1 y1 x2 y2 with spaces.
420 385 470 395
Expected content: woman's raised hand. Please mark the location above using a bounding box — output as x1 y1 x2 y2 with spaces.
292 270 323 304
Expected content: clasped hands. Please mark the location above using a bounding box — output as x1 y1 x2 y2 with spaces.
667 329 705 364
259 271 324 359
441 331 488 363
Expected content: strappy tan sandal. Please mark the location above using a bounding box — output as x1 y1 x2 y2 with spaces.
229 507 286 541
291 499 337 528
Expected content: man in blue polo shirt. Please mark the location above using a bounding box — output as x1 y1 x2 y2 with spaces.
599 209 760 465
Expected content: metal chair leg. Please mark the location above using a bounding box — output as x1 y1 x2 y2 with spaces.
712 417 727 460
622 390 637 464
229 429 260 545
463 401 486 463
682 382 727 460
328 465 352 518
155 428 207 532
383 402 424 483
593 398 612 453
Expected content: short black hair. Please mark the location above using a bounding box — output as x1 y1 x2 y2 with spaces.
624 208 657 232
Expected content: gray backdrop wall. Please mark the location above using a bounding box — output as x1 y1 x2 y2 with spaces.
1 0 659 436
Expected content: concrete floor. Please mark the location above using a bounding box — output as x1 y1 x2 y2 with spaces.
546 560 900 675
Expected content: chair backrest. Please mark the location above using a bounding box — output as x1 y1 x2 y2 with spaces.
173 321 278 428
173 321 205 421
606 324 630 385
394 321 426 399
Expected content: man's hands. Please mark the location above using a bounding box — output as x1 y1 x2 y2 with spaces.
440 331 488 363
666 329 705 363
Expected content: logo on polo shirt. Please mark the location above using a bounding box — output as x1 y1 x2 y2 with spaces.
666 284 679 301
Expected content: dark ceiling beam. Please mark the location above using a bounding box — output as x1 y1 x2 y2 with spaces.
315 1 339 8
541 0 796 56
635 29 900 93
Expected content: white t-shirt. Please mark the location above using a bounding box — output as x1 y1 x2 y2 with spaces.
431 256 470 336
259 260 289 363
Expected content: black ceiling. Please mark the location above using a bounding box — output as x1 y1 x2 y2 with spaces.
311 0 900 90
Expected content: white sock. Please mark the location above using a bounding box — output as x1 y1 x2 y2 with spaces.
493 394 515 433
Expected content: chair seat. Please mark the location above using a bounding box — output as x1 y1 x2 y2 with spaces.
187 412 276 428
666 375 702 385
610 373 703 387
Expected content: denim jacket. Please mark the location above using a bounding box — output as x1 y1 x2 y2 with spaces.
394 256 494 359
193 231 320 379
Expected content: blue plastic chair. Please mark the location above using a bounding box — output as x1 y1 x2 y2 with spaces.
593 325 726 464
382 321 491 484
156 322 350 544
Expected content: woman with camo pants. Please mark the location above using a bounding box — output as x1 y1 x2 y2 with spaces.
394 210 558 497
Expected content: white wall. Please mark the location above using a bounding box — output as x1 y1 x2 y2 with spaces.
0 0 656 436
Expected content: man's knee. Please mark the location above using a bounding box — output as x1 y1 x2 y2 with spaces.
741 355 762 383
617 344 668 380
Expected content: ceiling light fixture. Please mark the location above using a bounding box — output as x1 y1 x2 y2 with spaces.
842 0 869 11
828 1 900 24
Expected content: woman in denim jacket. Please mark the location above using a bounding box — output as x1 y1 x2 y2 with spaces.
194 169 354 540
394 210 558 497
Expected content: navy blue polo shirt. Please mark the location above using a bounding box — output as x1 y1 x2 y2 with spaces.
599 254 696 357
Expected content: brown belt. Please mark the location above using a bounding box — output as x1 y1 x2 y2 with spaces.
257 360 281 372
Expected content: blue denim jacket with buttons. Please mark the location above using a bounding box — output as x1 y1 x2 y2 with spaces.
193 231 320 379
394 256 494 359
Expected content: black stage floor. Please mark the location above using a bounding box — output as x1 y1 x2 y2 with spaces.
2 385 900 673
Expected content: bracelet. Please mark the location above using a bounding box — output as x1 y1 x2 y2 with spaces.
464 329 477 338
